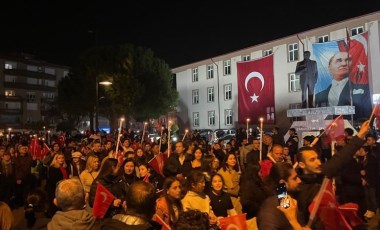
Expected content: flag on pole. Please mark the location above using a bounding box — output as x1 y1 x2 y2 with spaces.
148 153 165 178
153 214 171 230
29 138 41 158
324 115 345 144
92 182 115 219
219 213 247 230
237 55 275 124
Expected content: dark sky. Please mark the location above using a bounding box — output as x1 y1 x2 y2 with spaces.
1 0 380 68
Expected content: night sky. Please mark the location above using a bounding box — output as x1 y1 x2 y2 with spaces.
1 0 380 68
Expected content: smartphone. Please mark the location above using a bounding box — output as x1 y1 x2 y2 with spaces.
276 182 290 209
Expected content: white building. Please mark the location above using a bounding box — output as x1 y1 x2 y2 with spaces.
172 11 380 132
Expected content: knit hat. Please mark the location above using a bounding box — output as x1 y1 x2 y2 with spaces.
71 151 82 158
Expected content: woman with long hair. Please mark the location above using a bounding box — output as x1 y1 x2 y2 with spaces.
46 152 68 217
119 158 139 195
217 153 242 214
89 158 124 218
79 154 100 203
154 177 183 227
138 162 164 192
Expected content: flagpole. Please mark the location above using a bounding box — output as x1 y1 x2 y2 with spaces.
259 117 264 162
307 177 329 227
345 27 354 126
159 126 163 153
141 122 147 146
182 129 188 141
167 120 171 158
115 118 124 159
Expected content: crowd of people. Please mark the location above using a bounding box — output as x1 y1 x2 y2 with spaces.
0 120 379 229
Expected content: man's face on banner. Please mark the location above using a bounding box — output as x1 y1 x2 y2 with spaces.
328 51 352 81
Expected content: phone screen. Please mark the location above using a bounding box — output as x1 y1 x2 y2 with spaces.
276 183 290 209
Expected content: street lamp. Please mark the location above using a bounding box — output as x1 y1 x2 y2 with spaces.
7 128 12 141
95 79 112 132
246 118 250 140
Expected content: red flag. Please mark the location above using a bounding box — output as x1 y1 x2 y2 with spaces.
148 153 165 178
308 178 363 229
219 213 247 230
153 214 171 230
237 55 275 124
92 182 115 219
40 143 51 158
58 132 66 148
324 115 345 144
29 138 42 158
371 100 380 129
348 32 368 84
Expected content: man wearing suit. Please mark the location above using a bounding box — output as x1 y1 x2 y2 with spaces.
295 51 318 108
315 51 371 119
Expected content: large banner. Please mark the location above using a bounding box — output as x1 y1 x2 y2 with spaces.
312 32 372 119
237 55 275 124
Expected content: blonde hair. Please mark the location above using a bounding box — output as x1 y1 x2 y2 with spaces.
50 152 67 168
85 154 100 173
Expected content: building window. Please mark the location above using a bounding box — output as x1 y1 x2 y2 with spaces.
26 103 38 111
192 68 198 82
45 80 55 87
225 109 233 125
27 65 38 72
351 26 364 36
26 92 36 102
43 93 55 99
266 106 275 122
4 75 16 82
5 102 21 109
5 62 16 69
318 35 329 43
5 90 15 97
193 112 199 127
207 65 214 79
192 90 199 104
207 87 214 102
288 43 299 62
27 78 38 85
223 60 231 75
242 55 250 61
44 67 55 75
208 111 215 126
289 73 300 92
289 103 302 109
224 84 232 100
263 49 273 56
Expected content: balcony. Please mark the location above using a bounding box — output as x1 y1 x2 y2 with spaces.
4 68 56 80
0 108 23 114
3 82 56 92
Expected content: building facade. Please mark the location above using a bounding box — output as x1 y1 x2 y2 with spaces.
0 53 69 131
172 12 380 132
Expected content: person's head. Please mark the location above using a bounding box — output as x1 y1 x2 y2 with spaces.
193 147 204 161
175 141 185 155
98 158 120 178
296 146 322 174
86 154 100 172
125 181 157 219
303 51 311 60
53 143 60 152
252 138 260 150
366 133 377 146
104 140 113 150
1 150 11 162
262 134 273 146
50 152 66 168
172 209 210 230
138 162 151 178
221 153 239 171
288 128 296 136
121 158 135 176
163 177 182 200
122 138 130 147
270 144 284 162
268 162 301 194
328 51 351 81
135 148 144 158
54 178 85 211
187 171 206 194
18 144 28 156
303 135 314 146
355 145 370 157
24 189 47 228
71 151 82 163
151 143 160 155
210 173 225 193
283 146 290 156
92 141 102 153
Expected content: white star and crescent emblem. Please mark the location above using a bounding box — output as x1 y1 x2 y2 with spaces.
100 192 108 202
244 71 265 103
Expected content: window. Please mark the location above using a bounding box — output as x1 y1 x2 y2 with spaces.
43 93 55 99
45 80 55 87
263 49 272 56
225 109 233 125
27 78 38 85
44 67 55 75
5 102 21 109
192 90 199 104
288 43 299 62
5 62 16 69
208 111 215 126
351 26 364 36
4 75 16 82
26 103 38 111
193 112 199 127
318 35 329 43
266 106 275 122
192 68 198 82
224 84 232 100
26 92 36 102
242 55 250 61
289 73 300 92
223 60 231 75
27 65 38 72
63 70 69 77
207 65 214 79
207 87 214 102
289 103 302 109
5 90 15 97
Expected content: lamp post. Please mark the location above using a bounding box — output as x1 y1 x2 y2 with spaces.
47 130 51 145
246 118 250 140
7 128 12 142
95 79 112 132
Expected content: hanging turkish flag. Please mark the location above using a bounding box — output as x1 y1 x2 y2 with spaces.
92 182 115 219
237 55 275 124
347 32 368 85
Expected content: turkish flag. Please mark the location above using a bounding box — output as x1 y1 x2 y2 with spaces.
29 138 41 158
325 115 345 144
92 182 115 219
148 153 165 178
219 213 247 230
40 143 51 158
237 55 275 124
347 32 368 85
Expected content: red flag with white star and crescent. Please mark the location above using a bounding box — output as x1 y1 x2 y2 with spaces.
237 55 275 124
